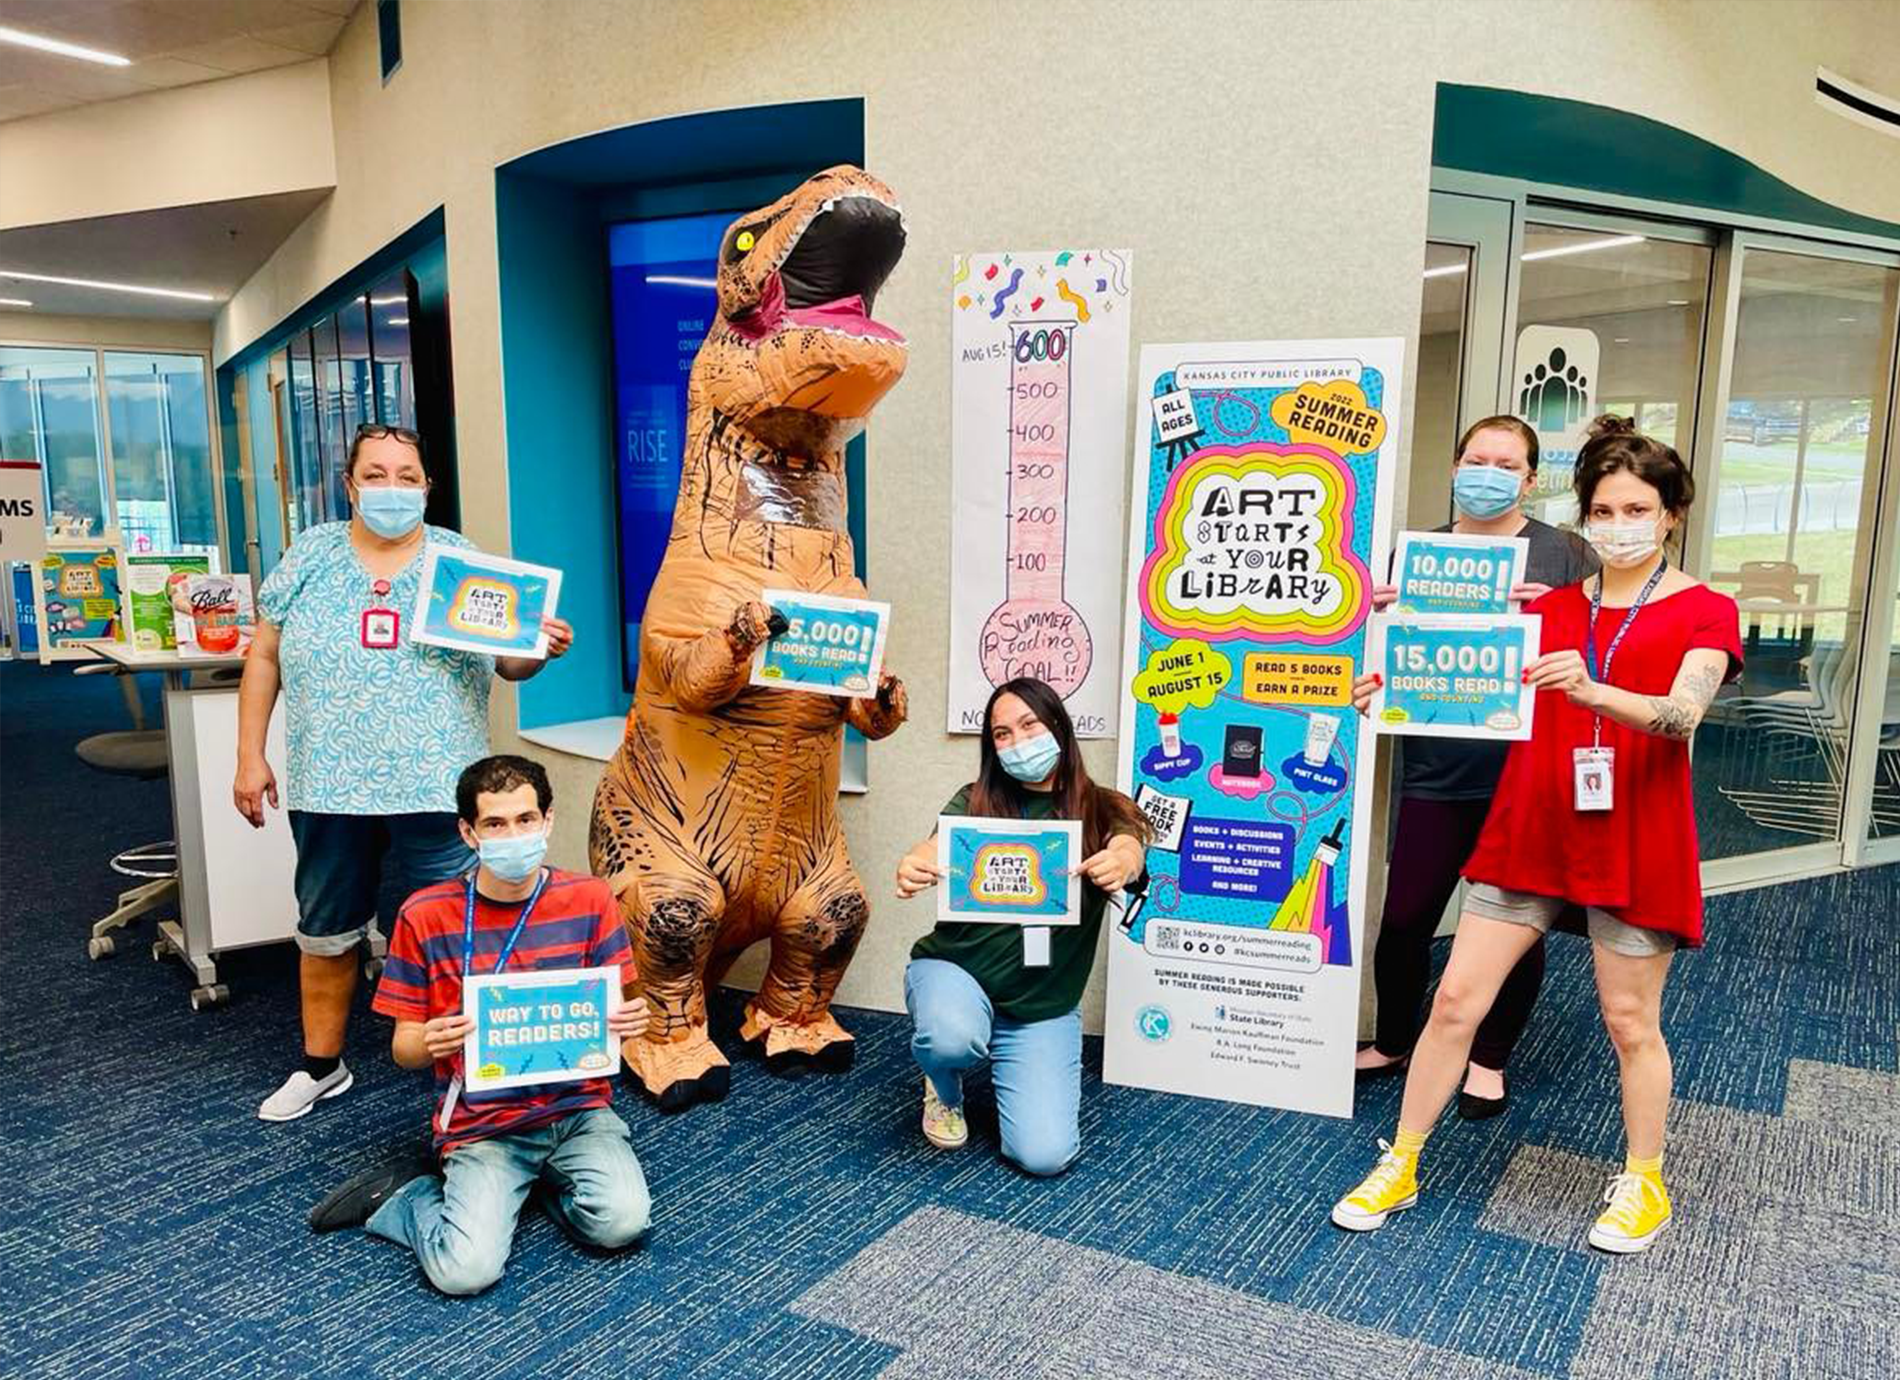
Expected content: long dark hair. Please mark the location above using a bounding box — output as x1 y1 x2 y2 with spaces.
967 677 1150 857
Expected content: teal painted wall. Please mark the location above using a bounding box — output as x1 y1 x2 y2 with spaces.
1433 84 1900 244
495 170 625 731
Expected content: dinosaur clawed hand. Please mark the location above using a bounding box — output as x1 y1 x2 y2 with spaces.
726 600 778 653
847 671 908 740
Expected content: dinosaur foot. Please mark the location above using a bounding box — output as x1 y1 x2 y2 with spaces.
623 1033 730 1114
740 1007 856 1080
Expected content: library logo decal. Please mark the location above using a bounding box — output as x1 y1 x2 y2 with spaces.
1512 325 1600 501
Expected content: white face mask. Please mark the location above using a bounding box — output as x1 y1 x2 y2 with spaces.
1586 517 1663 568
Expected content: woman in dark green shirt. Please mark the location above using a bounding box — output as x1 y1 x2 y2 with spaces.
896 678 1149 1174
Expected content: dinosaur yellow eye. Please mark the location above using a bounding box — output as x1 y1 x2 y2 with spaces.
736 231 755 252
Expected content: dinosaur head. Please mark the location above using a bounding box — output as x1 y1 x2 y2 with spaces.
701 166 907 453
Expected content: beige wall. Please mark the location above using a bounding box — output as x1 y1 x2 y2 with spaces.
0 62 336 232
0 312 213 351
203 0 1900 1026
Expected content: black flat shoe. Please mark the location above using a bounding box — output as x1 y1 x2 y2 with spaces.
309 1157 435 1233
1456 1073 1509 1120
1354 1047 1410 1079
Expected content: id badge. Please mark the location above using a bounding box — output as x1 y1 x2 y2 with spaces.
438 1073 461 1133
362 607 401 649
1573 747 1614 812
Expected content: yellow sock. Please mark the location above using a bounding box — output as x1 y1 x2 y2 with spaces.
1626 1152 1664 1180
1393 1126 1429 1160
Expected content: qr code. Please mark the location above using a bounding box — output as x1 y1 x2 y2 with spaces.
1152 923 1182 953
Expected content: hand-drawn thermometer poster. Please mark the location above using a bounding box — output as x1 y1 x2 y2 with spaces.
947 250 1133 738
1106 339 1403 1118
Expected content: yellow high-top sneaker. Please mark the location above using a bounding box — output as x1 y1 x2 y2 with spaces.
1587 1169 1672 1253
1331 1140 1420 1231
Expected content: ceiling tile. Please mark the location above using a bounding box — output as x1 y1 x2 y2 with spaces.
125 54 226 89
31 63 152 100
251 15 345 56
165 33 306 74
146 0 327 32
0 1 225 59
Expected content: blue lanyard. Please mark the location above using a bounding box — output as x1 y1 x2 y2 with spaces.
460 868 548 977
1586 560 1667 685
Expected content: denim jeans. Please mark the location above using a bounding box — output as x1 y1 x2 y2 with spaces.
288 810 476 956
365 1107 650 1296
904 958 1082 1177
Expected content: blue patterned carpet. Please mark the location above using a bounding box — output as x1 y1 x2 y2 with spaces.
2 659 1896 1379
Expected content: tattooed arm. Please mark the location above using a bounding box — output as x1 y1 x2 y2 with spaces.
1530 646 1730 739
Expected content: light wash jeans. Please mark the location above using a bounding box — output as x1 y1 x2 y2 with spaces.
366 1107 650 1296
904 958 1082 1177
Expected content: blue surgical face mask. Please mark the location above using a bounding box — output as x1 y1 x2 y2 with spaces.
478 828 548 883
1452 464 1524 520
997 732 1061 784
354 484 427 539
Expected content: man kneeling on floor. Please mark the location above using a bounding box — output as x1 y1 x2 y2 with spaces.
308 754 652 1295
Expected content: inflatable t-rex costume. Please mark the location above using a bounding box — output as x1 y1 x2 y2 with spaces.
590 167 910 1111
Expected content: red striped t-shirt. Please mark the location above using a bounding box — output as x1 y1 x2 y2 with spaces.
373 868 633 1154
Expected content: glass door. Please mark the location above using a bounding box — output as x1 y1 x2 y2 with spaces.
1511 219 1714 524
1689 242 1900 875
1416 190 1517 526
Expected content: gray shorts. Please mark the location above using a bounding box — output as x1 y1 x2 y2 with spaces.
1465 883 1678 958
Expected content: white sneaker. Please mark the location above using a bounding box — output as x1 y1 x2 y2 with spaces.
258 1064 354 1122
921 1076 967 1149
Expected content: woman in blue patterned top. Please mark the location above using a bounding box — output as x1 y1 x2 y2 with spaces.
234 425 573 1124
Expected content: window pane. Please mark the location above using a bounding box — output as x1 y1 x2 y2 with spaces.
369 274 415 425
313 314 347 519
1412 243 1473 526
0 346 106 537
338 296 373 440
1693 252 1900 855
1513 226 1712 523
103 352 216 555
287 329 323 528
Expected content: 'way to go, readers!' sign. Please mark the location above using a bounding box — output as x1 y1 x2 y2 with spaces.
462 967 620 1092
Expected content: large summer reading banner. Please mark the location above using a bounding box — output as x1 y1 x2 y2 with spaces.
947 249 1134 739
1106 339 1403 1118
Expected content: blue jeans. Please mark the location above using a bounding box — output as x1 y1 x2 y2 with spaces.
288 810 475 956
365 1108 650 1296
904 958 1082 1177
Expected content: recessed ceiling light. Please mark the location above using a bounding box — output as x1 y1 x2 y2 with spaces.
1838 316 1858 323
0 269 214 303
1667 299 1690 306
385 317 409 326
369 295 406 306
0 23 130 66
0 297 32 308
1421 263 1469 280
1613 337 1631 343
1520 234 1645 263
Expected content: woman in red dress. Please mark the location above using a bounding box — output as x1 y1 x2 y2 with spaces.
1331 417 1741 1255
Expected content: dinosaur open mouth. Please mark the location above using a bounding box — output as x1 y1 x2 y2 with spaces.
779 195 906 343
